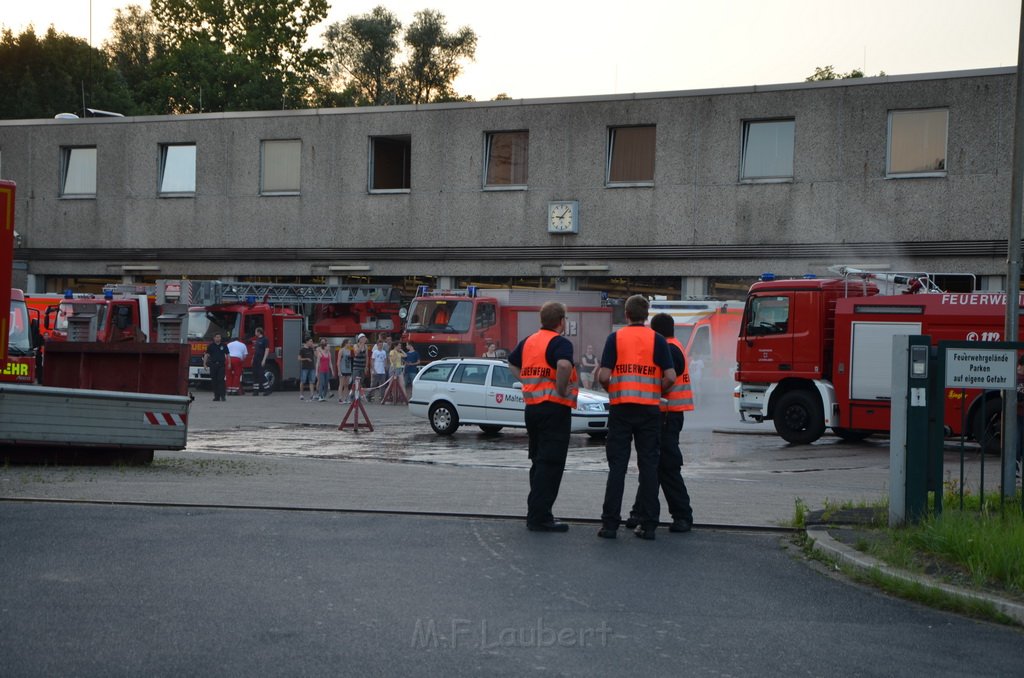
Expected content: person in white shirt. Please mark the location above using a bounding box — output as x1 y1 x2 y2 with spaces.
369 340 389 402
226 337 248 395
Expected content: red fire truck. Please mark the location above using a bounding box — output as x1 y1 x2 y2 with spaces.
46 286 157 343
401 287 612 361
734 269 1011 449
649 299 743 383
2 288 37 384
181 281 401 393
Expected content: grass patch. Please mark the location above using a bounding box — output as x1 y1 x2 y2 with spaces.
803 490 1024 613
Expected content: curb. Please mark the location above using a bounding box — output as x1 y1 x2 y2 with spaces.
807 525 1024 626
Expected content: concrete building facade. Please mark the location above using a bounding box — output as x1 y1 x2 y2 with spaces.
0 67 1015 295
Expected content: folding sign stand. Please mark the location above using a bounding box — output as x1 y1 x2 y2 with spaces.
338 380 374 432
380 376 408 405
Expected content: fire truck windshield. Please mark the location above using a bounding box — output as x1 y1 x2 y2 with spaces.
7 299 31 354
56 301 108 332
188 310 240 341
405 299 473 333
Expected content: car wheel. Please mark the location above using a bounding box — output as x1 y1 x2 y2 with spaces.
429 401 460 435
773 390 825 445
479 425 503 434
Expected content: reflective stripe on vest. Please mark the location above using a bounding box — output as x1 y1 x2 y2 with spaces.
520 329 578 408
661 337 695 412
608 325 662 406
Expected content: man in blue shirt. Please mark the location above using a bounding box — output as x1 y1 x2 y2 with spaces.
404 342 421 389
251 327 270 395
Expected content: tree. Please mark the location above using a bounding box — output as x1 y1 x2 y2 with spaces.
149 0 329 112
400 10 476 104
0 25 136 119
322 7 476 106
323 6 402 106
806 65 885 82
103 5 168 114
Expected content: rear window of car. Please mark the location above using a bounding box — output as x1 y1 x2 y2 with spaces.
418 364 456 382
490 365 516 388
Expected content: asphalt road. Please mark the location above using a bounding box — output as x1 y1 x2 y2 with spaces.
2 502 1021 677
2 388 1019 676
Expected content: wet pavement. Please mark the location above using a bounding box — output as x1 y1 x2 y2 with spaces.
1 387 1002 528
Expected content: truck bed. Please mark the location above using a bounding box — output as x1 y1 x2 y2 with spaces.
0 383 191 455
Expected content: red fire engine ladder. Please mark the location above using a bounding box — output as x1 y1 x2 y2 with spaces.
175 281 397 306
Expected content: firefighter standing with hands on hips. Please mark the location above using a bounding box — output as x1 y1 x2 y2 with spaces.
508 301 578 533
624 312 695 533
597 295 676 540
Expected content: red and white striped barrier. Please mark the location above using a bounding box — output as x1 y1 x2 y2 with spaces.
144 412 188 426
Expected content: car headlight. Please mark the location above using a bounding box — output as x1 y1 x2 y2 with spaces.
578 402 606 412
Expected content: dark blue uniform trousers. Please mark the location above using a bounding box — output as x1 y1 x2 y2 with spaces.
602 403 661 530
524 401 572 526
630 410 693 523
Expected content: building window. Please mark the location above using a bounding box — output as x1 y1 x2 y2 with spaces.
484 131 528 188
370 136 411 192
159 143 196 195
261 139 301 194
887 109 947 177
741 119 794 181
60 146 97 197
607 125 655 185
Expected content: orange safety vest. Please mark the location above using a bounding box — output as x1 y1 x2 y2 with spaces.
608 325 663 406
661 337 695 412
519 329 578 408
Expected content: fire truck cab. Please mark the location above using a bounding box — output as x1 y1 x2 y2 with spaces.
2 289 38 384
402 286 612 361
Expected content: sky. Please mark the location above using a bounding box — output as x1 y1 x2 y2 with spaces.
2 1 1022 101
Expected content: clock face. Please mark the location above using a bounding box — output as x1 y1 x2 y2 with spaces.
548 201 578 233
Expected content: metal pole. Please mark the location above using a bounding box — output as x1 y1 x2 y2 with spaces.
1003 0 1024 501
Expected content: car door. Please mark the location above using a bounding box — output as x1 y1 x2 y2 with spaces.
450 363 491 424
486 363 526 426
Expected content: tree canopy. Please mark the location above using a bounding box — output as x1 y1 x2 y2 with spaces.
0 25 137 119
0 4 479 119
322 6 477 106
806 65 886 82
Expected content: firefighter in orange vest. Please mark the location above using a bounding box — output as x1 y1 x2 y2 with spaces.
596 295 676 540
625 312 695 533
508 301 578 532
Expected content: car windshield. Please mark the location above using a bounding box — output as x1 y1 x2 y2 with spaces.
405 299 473 333
188 310 240 341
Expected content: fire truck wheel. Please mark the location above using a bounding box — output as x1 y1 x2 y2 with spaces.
262 364 281 394
972 398 1002 455
773 390 825 445
429 401 460 435
832 428 872 443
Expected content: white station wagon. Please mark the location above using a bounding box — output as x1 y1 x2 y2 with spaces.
409 357 609 437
